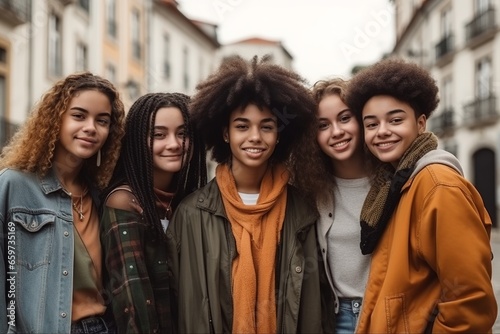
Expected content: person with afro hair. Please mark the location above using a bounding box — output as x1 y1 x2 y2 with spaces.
166 55 334 333
345 57 497 333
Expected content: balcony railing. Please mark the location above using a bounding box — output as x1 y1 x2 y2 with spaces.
0 0 29 26
465 7 496 41
0 118 19 149
435 34 454 60
430 108 455 134
463 95 498 126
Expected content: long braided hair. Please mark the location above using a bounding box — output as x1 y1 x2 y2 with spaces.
104 92 207 236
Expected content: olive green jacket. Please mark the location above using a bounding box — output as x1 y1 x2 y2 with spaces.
166 179 334 333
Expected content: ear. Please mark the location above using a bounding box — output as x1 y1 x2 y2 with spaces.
417 114 426 134
223 128 229 143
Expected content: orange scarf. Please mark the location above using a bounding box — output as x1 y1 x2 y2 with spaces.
216 163 289 334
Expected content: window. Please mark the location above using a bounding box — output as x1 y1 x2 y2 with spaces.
105 63 116 84
106 0 117 38
183 47 189 90
475 0 491 14
440 6 452 37
163 34 171 79
131 9 141 60
48 12 62 77
476 57 492 98
78 0 90 13
76 42 88 72
442 76 452 109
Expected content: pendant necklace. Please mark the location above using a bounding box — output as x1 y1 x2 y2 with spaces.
73 190 86 221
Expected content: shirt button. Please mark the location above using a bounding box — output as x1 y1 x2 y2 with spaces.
63 231 69 237
295 266 302 273
123 231 128 235
354 302 360 307
61 312 67 318
62 270 68 276
146 299 151 305
30 221 36 228
328 213 332 217
129 265 134 269
198 198 204 202
124 308 129 313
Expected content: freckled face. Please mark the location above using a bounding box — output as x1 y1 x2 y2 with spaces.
362 95 426 167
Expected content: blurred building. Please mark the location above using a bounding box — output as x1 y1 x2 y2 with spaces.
0 0 292 161
392 0 500 227
219 37 293 69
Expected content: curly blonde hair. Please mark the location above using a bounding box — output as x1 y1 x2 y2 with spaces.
0 72 125 189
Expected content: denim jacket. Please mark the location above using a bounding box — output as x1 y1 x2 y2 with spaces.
0 167 97 333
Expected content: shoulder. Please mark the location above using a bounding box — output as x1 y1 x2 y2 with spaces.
414 163 468 188
104 185 142 213
0 168 34 181
177 178 220 209
0 168 38 191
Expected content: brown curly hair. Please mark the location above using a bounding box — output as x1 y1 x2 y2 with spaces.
0 72 125 189
312 78 349 104
190 55 323 199
345 57 439 120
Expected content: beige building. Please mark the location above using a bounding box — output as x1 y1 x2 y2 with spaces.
391 0 500 227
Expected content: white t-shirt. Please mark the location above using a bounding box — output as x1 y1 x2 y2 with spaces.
238 192 259 205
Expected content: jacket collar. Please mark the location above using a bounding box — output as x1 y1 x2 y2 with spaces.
195 178 318 232
38 167 65 195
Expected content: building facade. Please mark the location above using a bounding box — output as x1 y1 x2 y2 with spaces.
0 0 220 149
392 0 500 227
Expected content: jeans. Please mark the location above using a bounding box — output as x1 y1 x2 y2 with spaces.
71 313 116 334
335 298 362 333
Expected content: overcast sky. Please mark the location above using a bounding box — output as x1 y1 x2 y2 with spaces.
177 0 396 85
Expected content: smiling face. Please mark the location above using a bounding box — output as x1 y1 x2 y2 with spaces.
362 95 426 167
54 90 112 167
316 94 363 168
151 106 189 186
224 104 278 175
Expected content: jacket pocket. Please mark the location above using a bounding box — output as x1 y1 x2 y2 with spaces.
12 212 55 270
385 293 410 334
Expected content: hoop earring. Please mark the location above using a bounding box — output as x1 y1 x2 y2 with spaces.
96 150 101 167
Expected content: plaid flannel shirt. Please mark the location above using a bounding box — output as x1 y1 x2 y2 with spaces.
101 207 174 333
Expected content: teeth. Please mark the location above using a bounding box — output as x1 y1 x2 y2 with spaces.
245 148 263 153
377 142 393 147
332 140 349 148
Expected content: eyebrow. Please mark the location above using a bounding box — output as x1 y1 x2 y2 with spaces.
153 124 185 131
232 117 277 123
70 107 111 117
363 108 405 121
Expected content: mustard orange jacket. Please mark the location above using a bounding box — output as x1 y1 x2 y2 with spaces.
356 162 497 333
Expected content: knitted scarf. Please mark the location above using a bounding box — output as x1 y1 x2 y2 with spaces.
216 163 289 334
360 132 438 255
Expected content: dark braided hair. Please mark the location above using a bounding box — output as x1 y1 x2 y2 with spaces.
104 92 207 236
190 55 322 200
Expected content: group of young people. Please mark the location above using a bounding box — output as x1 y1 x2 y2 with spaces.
0 55 497 334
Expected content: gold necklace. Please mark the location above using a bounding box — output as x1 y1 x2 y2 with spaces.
72 191 85 221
